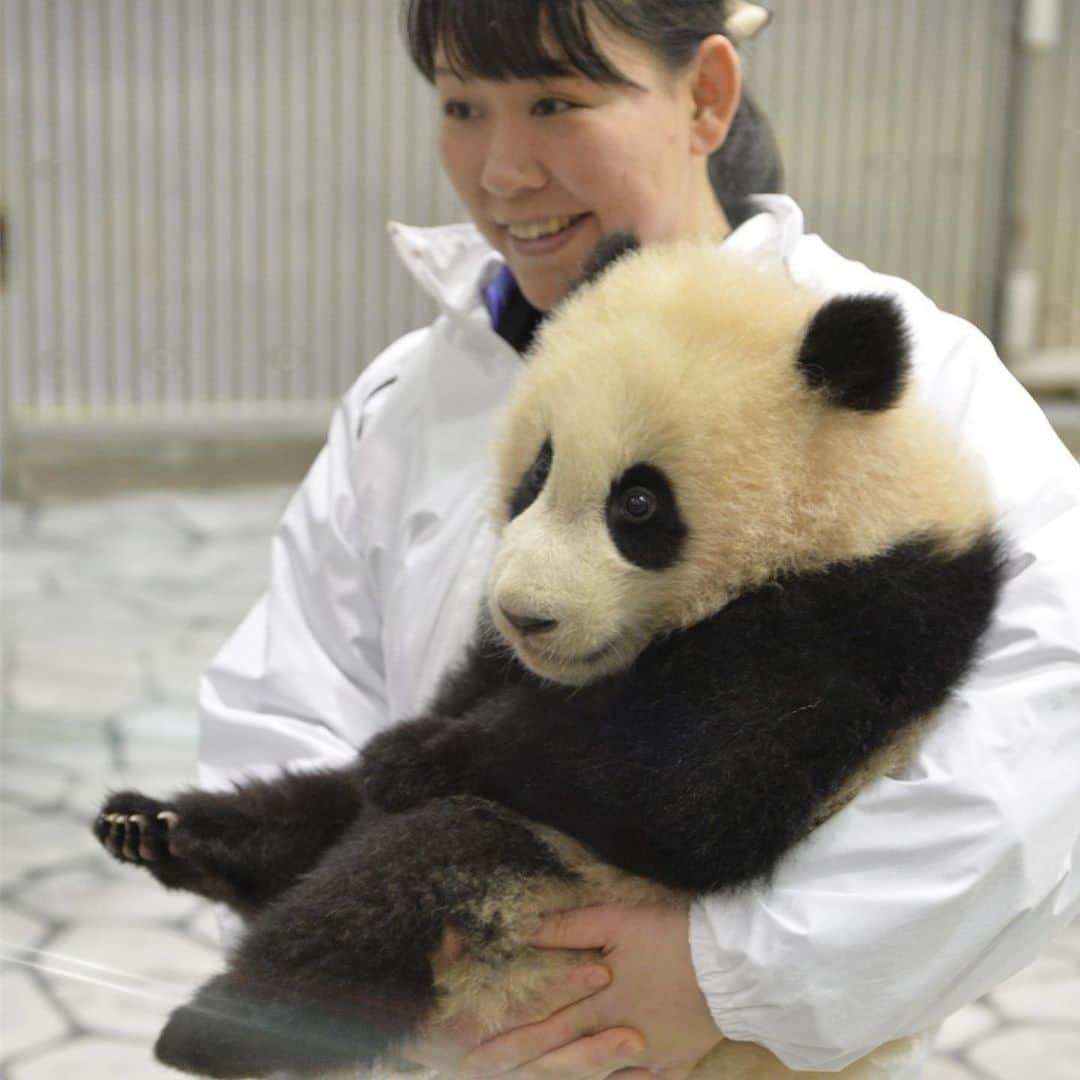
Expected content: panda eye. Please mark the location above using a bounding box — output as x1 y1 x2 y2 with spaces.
508 436 553 519
619 486 657 523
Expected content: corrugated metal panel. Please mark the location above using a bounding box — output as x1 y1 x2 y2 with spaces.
2 0 1074 435
1035 0 1080 351
1 0 460 429
744 0 1014 333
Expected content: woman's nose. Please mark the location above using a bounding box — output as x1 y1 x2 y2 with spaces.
480 125 545 197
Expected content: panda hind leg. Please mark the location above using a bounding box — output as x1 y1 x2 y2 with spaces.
154 795 580 1078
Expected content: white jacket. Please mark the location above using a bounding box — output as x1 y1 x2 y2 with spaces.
198 196 1080 1074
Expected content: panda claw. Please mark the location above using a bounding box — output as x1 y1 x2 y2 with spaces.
122 818 141 861
95 794 182 866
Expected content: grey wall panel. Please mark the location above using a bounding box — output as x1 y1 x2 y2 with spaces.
1 0 1073 436
1039 0 1080 350
745 0 1014 333
2 0 460 430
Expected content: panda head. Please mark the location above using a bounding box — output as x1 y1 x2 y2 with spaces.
488 237 992 686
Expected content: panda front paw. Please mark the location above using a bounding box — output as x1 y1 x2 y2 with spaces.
94 791 186 866
359 717 457 812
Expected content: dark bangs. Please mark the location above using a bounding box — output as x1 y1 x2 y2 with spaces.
404 0 636 84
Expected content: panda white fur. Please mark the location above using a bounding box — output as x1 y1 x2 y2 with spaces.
96 236 1005 1080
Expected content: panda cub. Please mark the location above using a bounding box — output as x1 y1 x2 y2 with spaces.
96 236 1005 1080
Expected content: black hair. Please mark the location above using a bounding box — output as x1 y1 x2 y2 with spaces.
401 0 783 219
403 0 737 84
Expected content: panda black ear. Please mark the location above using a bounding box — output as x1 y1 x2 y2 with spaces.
797 294 910 412
572 232 641 293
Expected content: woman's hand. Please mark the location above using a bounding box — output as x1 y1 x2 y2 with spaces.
400 926 636 1075
435 901 724 1079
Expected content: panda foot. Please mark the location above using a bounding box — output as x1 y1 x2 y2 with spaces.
95 791 185 865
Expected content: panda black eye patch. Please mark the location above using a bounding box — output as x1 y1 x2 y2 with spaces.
509 437 553 519
606 463 686 570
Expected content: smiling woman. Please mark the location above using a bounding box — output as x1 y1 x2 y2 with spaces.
406 0 780 310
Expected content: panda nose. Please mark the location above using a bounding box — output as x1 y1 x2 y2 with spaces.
500 607 559 636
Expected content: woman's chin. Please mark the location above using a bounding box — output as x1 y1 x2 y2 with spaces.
504 216 599 309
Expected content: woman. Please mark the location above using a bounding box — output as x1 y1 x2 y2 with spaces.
196 2 1080 1077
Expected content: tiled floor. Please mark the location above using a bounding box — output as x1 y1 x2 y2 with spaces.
2 488 1078 1079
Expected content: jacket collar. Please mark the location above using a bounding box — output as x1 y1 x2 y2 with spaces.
388 195 806 317
388 221 503 320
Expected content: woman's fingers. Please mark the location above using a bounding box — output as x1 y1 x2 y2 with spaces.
470 1026 647 1080
464 984 640 1077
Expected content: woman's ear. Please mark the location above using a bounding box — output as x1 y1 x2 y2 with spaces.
689 34 741 157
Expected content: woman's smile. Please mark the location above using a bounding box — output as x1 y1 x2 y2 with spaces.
501 212 592 257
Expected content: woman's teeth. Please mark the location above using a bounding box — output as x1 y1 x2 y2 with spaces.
507 215 581 240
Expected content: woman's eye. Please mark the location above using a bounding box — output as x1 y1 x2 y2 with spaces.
532 97 574 117
442 100 478 120
619 487 656 523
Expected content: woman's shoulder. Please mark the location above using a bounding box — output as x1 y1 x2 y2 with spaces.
786 228 1080 531
785 230 1001 388
330 326 436 453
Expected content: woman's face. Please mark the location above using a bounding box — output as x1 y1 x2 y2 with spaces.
436 29 731 311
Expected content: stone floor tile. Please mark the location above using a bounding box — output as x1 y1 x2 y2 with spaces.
0 969 70 1060
6 590 161 650
115 736 200 776
1048 919 1080 961
165 486 291 539
117 702 199 748
15 865 203 925
933 1001 999 1054
8 663 146 724
45 961 196 1044
1 816 102 879
65 767 201 820
0 500 29 538
127 581 264 631
968 1027 1080 1080
9 1035 183 1079
31 495 179 548
991 974 1080 1025
182 902 223 949
45 924 220 981
990 953 1077 988
0 798 41 826
13 635 147 682
36 924 222 1050
0 902 50 949
922 1058 979 1080
145 634 230 704
0 760 78 809
0 547 83 601
5 741 112 780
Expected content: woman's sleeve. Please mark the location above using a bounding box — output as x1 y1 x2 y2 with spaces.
687 312 1080 1071
196 349 409 792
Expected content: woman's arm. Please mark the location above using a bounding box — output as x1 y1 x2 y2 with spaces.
197 352 407 791
684 314 1080 1071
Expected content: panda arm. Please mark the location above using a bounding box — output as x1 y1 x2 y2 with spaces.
361 535 1004 893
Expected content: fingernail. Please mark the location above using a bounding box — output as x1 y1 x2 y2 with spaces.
585 966 611 990
619 1037 644 1056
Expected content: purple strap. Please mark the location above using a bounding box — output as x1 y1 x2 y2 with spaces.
484 264 518 329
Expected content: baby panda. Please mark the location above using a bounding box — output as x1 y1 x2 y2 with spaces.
95 236 1005 1080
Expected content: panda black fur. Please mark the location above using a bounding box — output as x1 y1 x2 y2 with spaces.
96 237 1006 1080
